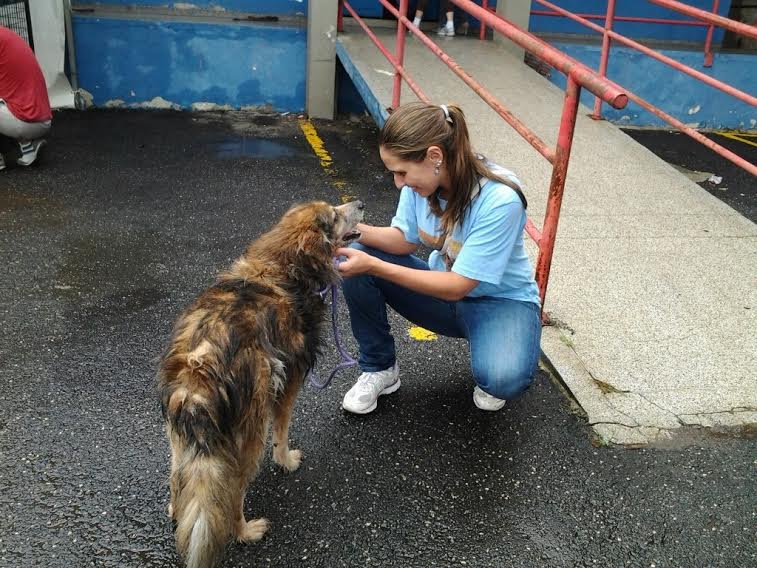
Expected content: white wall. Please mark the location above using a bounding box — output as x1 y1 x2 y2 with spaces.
29 0 74 108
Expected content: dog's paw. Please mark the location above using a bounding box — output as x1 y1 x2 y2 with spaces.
274 448 303 472
167 502 173 519
238 517 270 542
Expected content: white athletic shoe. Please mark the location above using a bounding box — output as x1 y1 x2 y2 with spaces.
0 153 5 171
342 363 400 414
437 22 455 37
17 139 46 167
473 386 507 411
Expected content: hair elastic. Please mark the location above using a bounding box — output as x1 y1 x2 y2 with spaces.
440 104 453 124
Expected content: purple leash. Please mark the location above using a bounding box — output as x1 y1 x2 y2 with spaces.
308 282 359 390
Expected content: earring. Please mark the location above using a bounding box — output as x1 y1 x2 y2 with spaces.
434 161 441 176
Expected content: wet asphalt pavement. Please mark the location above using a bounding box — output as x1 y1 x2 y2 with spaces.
0 110 754 568
621 128 756 223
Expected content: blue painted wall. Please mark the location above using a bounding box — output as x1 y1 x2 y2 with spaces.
342 0 492 22
73 16 306 110
545 43 756 129
529 0 732 43
343 1 732 41
72 1 308 15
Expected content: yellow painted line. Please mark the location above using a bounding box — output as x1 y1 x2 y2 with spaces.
721 130 757 138
298 118 353 202
299 119 334 170
718 132 757 148
408 326 438 341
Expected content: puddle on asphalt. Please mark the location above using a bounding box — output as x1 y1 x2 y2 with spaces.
213 137 302 159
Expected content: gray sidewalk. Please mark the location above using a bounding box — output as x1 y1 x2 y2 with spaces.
337 25 757 445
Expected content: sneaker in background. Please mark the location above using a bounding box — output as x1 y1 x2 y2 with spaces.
342 363 400 414
17 139 47 167
436 21 455 37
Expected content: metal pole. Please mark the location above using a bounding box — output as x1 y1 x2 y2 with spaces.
703 0 719 67
64 0 78 92
480 0 488 40
647 0 757 39
535 75 581 311
531 11 710 27
338 0 344 33
624 88 757 176
448 0 628 109
592 0 616 120
378 0 556 162
23 0 34 50
534 0 757 107
392 0 409 110
342 1 431 104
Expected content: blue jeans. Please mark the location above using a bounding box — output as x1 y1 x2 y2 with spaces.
341 244 543 400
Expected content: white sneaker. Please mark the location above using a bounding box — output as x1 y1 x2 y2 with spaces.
473 386 506 411
0 153 5 171
17 139 46 167
437 22 455 37
342 363 400 414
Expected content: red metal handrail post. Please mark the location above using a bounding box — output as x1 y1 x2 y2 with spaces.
480 0 488 40
337 0 344 33
342 0 431 102
592 0 617 120
392 0 409 110
536 75 581 311
703 0 720 67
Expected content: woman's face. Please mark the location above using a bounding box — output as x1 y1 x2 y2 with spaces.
379 146 442 198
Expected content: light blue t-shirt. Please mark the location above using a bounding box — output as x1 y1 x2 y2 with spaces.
390 165 541 306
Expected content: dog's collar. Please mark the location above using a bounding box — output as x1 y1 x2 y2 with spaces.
316 284 330 302
315 257 342 301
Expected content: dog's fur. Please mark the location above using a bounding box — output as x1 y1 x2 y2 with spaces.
158 200 363 568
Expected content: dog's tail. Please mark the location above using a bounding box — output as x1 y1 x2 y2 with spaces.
163 379 241 568
172 446 234 568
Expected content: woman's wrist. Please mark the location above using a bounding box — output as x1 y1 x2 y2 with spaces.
367 255 382 276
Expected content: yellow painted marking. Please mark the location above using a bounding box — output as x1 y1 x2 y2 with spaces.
299 119 334 170
408 326 438 341
718 132 757 148
298 119 352 201
722 130 757 138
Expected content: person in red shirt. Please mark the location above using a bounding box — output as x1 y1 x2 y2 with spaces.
0 26 52 170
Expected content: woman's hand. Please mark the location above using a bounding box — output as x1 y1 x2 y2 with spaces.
335 247 377 278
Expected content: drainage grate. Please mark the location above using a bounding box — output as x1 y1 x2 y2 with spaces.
0 0 33 50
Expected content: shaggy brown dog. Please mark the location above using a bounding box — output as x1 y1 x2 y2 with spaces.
158 200 363 568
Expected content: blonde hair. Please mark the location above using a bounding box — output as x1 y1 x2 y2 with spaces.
379 102 525 235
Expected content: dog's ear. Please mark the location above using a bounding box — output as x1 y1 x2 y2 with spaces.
297 225 332 255
314 207 336 235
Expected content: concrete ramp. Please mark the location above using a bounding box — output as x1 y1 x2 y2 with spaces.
337 24 757 445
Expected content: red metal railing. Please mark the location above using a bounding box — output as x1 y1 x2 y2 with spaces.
528 0 757 177
337 0 629 311
482 0 738 68
529 3 724 66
